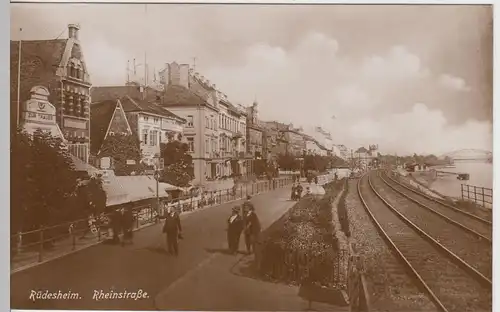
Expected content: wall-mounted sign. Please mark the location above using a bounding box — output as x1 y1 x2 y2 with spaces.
63 118 87 130
100 157 111 170
22 86 64 139
126 160 136 165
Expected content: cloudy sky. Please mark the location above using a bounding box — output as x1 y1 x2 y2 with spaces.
11 3 493 156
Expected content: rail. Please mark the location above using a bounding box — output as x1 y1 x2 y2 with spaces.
358 171 491 312
356 173 448 312
379 171 491 242
461 184 493 209
387 170 491 226
11 177 293 274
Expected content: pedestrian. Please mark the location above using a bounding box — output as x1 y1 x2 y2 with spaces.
162 206 182 256
122 207 134 245
244 204 261 255
227 206 243 254
314 176 318 185
291 182 297 200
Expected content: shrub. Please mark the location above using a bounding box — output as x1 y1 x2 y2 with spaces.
259 178 347 286
337 179 351 237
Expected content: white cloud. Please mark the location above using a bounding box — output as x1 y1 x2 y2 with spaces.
438 73 471 92
339 103 491 155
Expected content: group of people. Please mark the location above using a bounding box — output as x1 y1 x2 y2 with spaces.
226 196 261 255
111 207 135 246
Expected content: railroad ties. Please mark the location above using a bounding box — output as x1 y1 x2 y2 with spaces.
356 170 492 312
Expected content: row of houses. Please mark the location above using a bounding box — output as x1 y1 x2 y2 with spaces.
11 24 359 188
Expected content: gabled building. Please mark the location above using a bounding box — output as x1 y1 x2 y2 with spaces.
90 98 134 157
91 85 186 166
11 24 92 162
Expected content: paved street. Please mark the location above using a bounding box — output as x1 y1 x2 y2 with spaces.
11 187 309 311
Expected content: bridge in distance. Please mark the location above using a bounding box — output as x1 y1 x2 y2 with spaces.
440 149 492 162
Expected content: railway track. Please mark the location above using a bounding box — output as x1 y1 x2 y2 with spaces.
383 170 492 239
374 171 492 279
357 171 492 312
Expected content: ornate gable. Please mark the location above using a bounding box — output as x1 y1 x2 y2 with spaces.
103 99 133 140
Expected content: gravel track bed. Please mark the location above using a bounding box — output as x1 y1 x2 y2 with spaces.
345 179 436 312
372 173 492 280
383 172 492 240
363 173 491 312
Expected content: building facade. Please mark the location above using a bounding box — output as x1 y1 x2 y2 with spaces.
246 102 264 159
120 95 185 165
90 86 185 166
284 126 306 157
11 24 91 162
159 62 250 185
305 137 327 156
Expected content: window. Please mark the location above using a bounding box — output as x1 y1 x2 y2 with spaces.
142 130 148 144
186 115 194 127
150 130 158 146
187 137 194 152
144 116 149 122
205 117 209 129
154 117 159 124
205 138 210 154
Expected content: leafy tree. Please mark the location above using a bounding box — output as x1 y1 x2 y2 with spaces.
11 129 78 233
98 133 143 176
277 153 300 171
160 141 194 187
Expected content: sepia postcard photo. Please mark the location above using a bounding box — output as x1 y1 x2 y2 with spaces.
9 1 494 312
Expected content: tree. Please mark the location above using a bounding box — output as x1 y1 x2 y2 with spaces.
98 133 143 176
11 129 79 233
160 141 195 187
277 153 300 171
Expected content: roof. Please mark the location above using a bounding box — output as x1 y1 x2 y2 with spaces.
162 85 208 107
355 147 369 153
220 99 246 117
91 85 161 103
11 39 67 74
90 99 117 155
120 95 186 122
10 40 68 120
70 155 100 174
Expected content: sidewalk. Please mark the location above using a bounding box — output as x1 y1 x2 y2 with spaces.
12 187 300 310
155 183 348 311
11 178 291 274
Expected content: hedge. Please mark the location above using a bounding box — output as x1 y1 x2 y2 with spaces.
337 179 350 237
258 179 347 287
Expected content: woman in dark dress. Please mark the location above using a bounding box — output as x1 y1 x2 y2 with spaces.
227 206 244 254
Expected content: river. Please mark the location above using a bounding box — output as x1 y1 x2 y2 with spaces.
426 162 492 200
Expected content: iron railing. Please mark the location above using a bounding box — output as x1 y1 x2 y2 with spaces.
11 176 293 273
461 184 493 209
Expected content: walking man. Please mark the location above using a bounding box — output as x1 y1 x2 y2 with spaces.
244 204 261 255
163 206 182 256
227 206 244 254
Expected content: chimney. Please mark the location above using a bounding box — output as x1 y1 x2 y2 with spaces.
68 24 80 40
